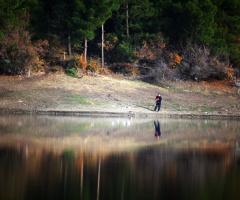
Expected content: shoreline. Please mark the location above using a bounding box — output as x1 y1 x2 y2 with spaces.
1 108 240 120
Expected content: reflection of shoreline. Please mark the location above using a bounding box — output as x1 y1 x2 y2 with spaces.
0 133 238 157
0 135 240 154
0 116 240 154
0 115 239 137
0 133 161 155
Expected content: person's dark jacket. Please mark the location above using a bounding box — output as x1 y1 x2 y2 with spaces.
156 96 162 103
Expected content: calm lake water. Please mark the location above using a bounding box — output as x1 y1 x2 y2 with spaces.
0 115 240 200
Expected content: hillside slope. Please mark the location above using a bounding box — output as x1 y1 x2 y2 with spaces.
0 72 239 116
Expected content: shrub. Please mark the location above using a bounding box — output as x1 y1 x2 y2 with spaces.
86 57 101 72
138 34 166 60
137 33 170 75
179 42 233 80
154 60 180 81
66 67 78 77
138 41 155 60
0 15 48 75
30 57 45 72
52 65 64 72
137 33 181 79
104 36 136 63
68 57 78 69
104 33 118 51
225 66 235 80
74 54 87 71
109 62 138 76
44 37 64 60
169 52 182 68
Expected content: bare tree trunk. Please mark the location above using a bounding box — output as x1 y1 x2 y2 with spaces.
67 30 71 57
101 24 104 68
80 157 84 198
97 157 101 200
84 38 87 62
126 3 129 36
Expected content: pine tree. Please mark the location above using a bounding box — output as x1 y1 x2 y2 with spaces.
186 0 217 45
0 0 29 38
211 0 240 63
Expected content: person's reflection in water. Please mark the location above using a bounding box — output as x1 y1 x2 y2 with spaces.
154 120 161 139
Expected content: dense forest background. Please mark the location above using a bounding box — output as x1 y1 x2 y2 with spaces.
1 0 240 81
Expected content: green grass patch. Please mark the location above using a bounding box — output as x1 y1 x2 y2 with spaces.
202 108 214 112
132 80 150 87
61 94 92 105
166 100 182 111
9 91 34 101
9 91 24 98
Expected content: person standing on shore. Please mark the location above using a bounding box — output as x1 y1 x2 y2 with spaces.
154 93 162 112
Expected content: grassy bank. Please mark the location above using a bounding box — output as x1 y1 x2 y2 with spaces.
0 72 239 117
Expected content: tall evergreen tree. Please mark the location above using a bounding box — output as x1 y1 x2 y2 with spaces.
0 0 33 38
70 0 120 59
211 0 240 63
186 0 217 45
36 0 120 57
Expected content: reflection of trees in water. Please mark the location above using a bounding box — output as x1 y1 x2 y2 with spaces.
1 145 240 200
0 116 240 199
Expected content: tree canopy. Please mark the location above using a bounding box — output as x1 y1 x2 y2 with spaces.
0 0 240 77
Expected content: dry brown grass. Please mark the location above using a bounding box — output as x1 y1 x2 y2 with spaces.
0 71 239 114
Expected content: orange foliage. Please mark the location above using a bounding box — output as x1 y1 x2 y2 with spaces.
75 54 87 71
87 57 101 72
225 65 235 80
137 34 166 60
109 62 138 75
169 52 182 68
200 80 235 92
123 63 139 75
139 41 154 59
0 13 49 74
98 33 118 51
31 40 49 72
31 57 45 72
105 33 118 51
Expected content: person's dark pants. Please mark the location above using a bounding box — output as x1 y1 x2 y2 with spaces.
154 102 161 111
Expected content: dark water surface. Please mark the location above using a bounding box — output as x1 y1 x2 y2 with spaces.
0 115 240 200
